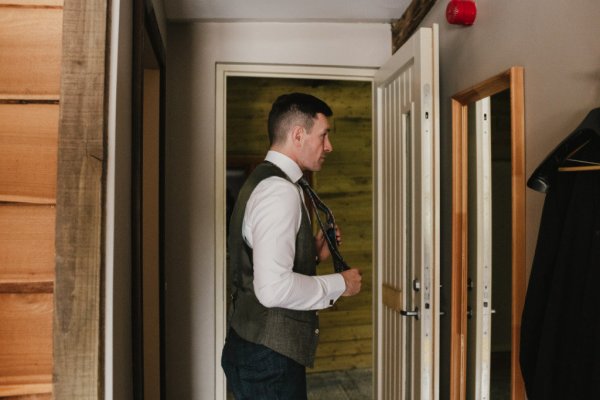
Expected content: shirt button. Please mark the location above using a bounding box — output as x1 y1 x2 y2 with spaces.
315 328 320 335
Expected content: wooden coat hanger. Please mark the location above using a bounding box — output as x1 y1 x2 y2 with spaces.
528 108 600 192
557 139 600 172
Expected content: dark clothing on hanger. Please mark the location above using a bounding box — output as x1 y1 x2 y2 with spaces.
520 169 600 399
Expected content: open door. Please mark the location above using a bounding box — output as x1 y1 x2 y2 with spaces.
375 25 440 399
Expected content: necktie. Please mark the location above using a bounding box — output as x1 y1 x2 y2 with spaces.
297 177 350 273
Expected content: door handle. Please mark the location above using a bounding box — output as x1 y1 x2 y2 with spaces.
400 306 419 320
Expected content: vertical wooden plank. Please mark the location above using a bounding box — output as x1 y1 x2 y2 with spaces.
450 98 468 400
54 0 108 398
510 66 527 400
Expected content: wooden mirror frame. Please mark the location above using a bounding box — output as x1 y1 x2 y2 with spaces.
449 67 526 399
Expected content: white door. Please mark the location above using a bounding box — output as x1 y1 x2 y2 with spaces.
375 25 440 399
466 97 493 400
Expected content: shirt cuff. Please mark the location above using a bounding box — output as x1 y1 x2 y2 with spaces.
316 273 346 308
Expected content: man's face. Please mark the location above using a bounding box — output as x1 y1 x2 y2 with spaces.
298 113 332 172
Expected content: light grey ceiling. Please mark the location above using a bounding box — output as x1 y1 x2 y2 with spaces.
163 0 412 22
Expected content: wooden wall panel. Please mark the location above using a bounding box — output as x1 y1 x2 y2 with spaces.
0 2 62 397
0 6 62 98
0 1 62 5
0 205 55 283
0 104 59 203
0 293 53 396
0 394 52 400
227 77 373 373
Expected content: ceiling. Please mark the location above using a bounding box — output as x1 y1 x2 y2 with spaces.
163 0 412 22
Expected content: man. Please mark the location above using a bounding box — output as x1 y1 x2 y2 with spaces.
221 92 362 399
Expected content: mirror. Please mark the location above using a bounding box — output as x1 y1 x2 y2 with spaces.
449 68 527 399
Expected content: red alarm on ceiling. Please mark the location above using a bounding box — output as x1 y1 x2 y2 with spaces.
446 0 477 26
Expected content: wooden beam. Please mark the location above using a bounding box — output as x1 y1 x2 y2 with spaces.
53 0 108 398
391 0 438 53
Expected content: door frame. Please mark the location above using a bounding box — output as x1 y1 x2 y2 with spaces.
449 67 526 399
214 63 377 400
132 0 167 398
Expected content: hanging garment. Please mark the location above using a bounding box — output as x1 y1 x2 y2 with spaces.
521 112 600 399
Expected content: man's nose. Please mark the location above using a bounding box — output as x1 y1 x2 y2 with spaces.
324 137 333 153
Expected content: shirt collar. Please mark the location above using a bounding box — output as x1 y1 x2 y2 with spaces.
265 150 303 183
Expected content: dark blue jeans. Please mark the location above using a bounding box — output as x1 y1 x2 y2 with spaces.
221 329 307 399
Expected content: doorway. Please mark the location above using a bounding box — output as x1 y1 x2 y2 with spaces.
215 26 440 399
215 65 376 399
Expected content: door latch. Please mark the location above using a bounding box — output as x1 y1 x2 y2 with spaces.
413 279 421 292
400 306 420 320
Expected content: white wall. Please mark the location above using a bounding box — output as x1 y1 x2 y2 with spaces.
106 0 133 398
165 22 391 399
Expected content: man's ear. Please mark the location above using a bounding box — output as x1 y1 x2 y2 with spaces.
291 125 304 147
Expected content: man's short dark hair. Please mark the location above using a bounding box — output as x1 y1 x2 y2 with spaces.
268 93 333 145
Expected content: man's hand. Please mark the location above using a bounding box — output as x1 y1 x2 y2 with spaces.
340 268 362 296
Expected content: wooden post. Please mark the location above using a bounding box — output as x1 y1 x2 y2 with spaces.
391 0 438 53
54 0 109 398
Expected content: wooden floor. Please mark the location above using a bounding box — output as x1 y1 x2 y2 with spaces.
307 356 510 399
307 368 373 400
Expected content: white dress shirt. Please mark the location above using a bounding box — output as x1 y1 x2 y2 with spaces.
242 150 346 310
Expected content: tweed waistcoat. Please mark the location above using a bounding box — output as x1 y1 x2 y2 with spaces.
228 161 320 367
